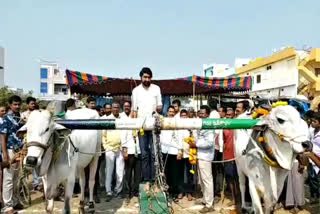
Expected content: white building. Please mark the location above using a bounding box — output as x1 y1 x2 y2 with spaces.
236 47 320 98
234 58 252 69
203 58 251 78
0 47 5 88
39 62 69 100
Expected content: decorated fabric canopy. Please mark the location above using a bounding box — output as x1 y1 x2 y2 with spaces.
66 70 252 96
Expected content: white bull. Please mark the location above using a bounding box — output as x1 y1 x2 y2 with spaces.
235 105 312 214
19 108 101 214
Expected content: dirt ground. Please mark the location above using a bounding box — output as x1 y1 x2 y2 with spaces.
18 191 319 214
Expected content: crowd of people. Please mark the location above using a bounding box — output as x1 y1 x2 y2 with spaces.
0 67 319 214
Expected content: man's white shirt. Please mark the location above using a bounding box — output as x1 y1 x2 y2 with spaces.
160 130 182 155
120 111 140 155
131 83 162 118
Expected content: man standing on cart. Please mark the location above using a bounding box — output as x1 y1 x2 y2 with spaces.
131 67 162 182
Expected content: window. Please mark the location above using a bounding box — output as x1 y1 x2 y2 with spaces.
315 68 320 77
54 69 60 76
266 65 272 70
40 68 48 79
54 84 68 95
40 82 48 93
256 74 261 83
204 66 214 77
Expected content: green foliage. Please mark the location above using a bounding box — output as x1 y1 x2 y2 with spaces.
0 87 15 107
0 87 34 111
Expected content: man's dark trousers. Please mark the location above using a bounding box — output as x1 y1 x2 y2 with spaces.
138 131 155 182
124 154 141 196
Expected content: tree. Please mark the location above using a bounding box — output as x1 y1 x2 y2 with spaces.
0 87 34 111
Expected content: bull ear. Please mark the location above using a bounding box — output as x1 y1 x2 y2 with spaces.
54 123 71 136
17 124 27 139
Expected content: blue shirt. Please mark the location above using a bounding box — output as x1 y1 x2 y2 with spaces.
0 111 23 150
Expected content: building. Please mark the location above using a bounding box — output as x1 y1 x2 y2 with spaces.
203 58 251 78
39 62 69 100
203 63 233 77
0 46 5 88
236 47 320 98
8 87 24 96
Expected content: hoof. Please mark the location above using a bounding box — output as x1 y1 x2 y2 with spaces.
78 207 85 214
87 201 95 213
88 201 95 209
79 200 85 208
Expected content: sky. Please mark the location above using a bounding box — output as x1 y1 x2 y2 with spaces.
0 0 319 95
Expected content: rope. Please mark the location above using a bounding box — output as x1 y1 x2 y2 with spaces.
57 132 140 156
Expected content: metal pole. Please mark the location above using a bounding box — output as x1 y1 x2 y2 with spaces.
55 118 259 130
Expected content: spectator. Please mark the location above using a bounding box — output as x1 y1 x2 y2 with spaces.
121 101 141 199
210 107 223 199
120 101 131 118
21 97 42 192
102 103 125 202
1 95 24 214
191 105 215 213
0 105 7 207
223 108 239 206
65 98 76 112
307 112 320 201
217 106 226 119
87 97 96 110
209 105 220 119
179 109 195 201
188 108 196 118
21 97 36 122
96 105 105 117
104 103 112 117
172 99 181 118
161 106 183 201
235 100 250 118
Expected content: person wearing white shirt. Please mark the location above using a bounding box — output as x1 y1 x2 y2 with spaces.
307 112 320 200
179 109 195 201
189 105 215 213
21 97 42 193
131 67 162 182
209 107 223 198
121 101 141 198
21 97 36 122
120 101 131 118
161 106 183 201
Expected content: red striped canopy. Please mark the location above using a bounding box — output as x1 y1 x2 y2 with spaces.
66 70 112 86
66 70 252 96
180 76 252 90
